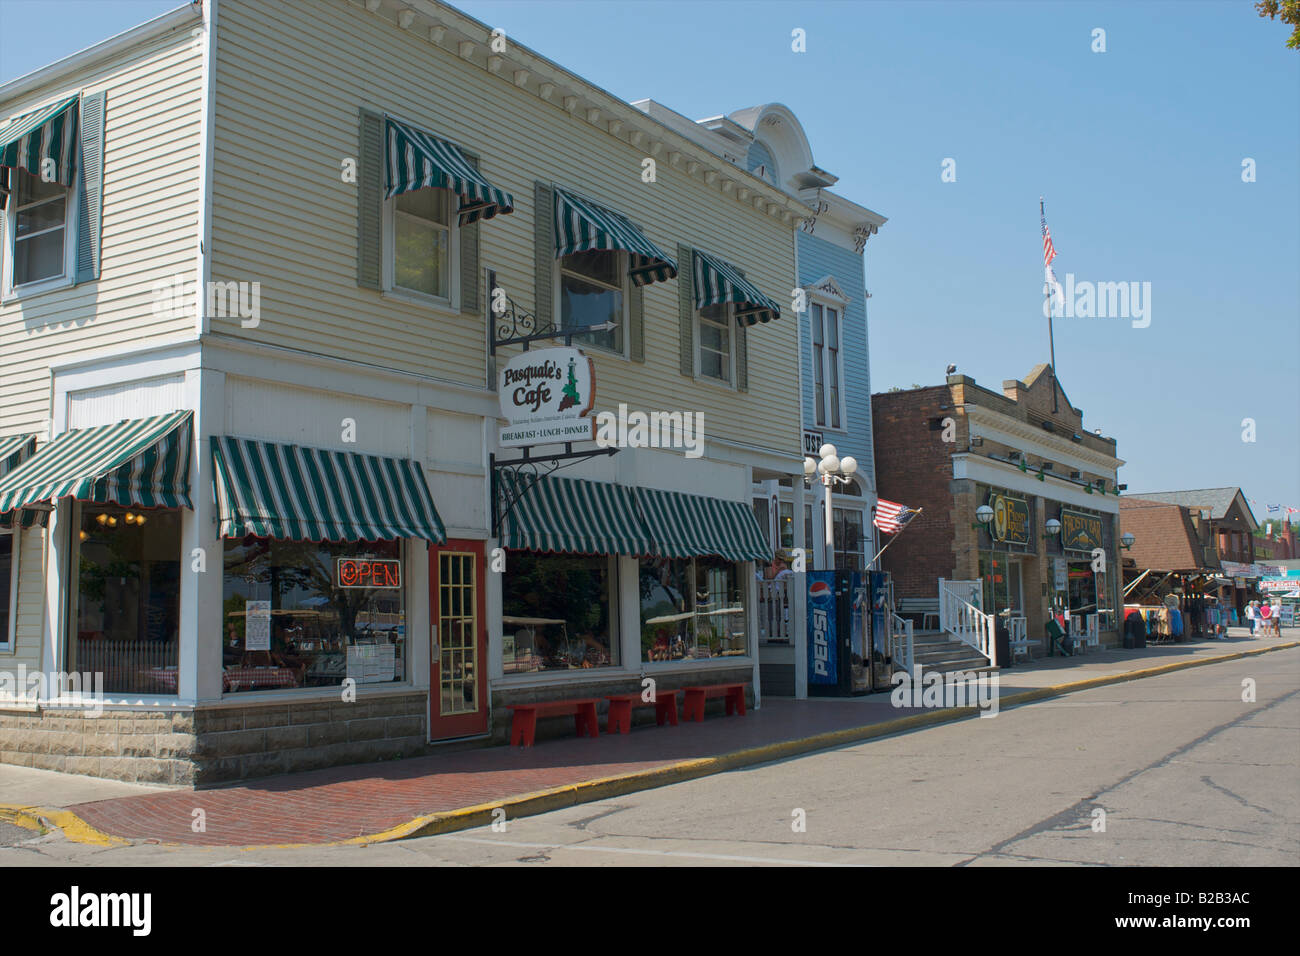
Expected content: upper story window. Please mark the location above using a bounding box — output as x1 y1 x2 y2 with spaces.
1 92 103 299
810 302 844 429
10 169 70 286
364 113 515 310
697 302 734 383
559 248 625 354
390 184 454 302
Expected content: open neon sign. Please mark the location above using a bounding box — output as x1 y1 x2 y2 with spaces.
336 557 402 589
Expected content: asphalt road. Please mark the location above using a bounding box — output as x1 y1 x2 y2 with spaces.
3 648 1297 866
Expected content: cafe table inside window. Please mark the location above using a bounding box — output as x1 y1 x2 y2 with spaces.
501 615 567 674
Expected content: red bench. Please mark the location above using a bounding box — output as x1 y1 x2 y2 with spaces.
682 683 748 722
604 689 680 734
506 698 599 747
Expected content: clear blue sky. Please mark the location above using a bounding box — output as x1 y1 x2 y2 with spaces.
3 0 1298 520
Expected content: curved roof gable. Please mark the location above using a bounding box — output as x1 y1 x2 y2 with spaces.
727 103 829 191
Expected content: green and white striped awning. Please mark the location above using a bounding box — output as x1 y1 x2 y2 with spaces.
212 436 446 543
0 433 38 529
692 248 781 325
0 94 79 194
0 411 193 519
499 471 769 563
553 186 677 287
635 486 771 562
384 117 514 225
498 470 655 556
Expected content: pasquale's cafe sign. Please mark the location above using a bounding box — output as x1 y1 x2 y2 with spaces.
498 347 595 447
1060 508 1104 553
990 494 1030 545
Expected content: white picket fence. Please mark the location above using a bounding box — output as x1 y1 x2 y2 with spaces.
756 577 796 643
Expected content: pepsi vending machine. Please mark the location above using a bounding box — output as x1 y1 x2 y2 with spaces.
807 570 863 696
807 569 893 696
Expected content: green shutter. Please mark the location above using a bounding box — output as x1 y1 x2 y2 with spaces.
459 150 481 315
677 243 694 377
629 283 644 362
533 180 554 329
357 108 383 291
74 91 106 284
735 322 748 392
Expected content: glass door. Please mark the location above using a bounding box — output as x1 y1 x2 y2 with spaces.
428 540 487 740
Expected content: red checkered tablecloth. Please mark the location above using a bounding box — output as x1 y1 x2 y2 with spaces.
222 667 299 692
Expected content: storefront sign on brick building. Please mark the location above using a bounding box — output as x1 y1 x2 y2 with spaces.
1060 508 1103 553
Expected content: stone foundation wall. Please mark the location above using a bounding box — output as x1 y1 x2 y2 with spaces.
0 708 196 786
0 691 430 787
191 692 429 785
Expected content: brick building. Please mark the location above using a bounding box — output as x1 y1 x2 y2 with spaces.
872 365 1124 652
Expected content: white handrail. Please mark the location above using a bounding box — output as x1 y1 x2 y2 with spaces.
939 579 998 665
889 612 914 675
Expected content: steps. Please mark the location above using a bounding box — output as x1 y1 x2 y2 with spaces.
910 630 997 676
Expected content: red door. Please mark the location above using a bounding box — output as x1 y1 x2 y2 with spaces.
428 540 488 740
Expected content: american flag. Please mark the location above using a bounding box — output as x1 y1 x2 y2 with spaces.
1041 206 1057 266
873 498 917 535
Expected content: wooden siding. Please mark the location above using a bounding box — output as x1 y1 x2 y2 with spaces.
209 0 800 455
0 25 205 438
797 231 874 481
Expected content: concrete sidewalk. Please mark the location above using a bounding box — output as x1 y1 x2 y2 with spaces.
2 631 1294 849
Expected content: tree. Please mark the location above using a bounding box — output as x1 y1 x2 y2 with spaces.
1256 0 1300 49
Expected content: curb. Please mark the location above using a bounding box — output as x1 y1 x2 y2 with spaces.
0 803 127 846
23 640 1300 850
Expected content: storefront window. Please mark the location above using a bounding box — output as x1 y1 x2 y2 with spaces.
979 552 1024 617
779 502 795 550
221 538 406 693
73 505 182 694
1067 561 1098 613
502 552 616 672
833 507 865 570
639 556 748 662
0 532 13 644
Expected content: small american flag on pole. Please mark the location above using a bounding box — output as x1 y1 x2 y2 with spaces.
1041 206 1057 266
873 498 917 535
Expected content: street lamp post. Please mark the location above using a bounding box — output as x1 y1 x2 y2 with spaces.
804 443 858 571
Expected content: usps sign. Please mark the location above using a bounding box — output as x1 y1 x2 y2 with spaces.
498 347 596 447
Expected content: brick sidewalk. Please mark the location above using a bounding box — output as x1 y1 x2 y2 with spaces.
56 634 1296 847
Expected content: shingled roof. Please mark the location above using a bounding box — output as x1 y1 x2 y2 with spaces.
1119 497 1217 572
1128 487 1253 524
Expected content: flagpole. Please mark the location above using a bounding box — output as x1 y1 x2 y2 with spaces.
1041 196 1059 413
869 507 923 568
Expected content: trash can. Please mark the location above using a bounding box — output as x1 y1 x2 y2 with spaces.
995 616 1011 668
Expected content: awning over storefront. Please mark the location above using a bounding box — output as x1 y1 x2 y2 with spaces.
211 436 446 543
691 248 781 325
552 186 677 286
498 471 654 556
0 433 38 529
635 486 772 562
0 411 193 518
384 116 514 224
0 94 79 195
499 472 771 563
